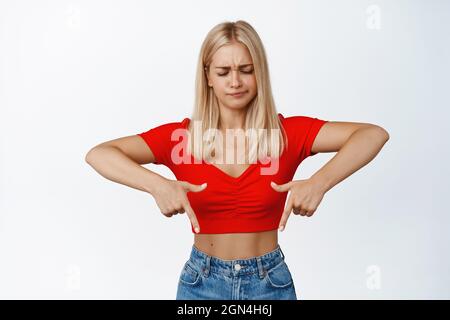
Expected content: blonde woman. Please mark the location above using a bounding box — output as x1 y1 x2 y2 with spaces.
85 20 389 300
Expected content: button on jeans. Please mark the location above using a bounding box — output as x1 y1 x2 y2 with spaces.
176 244 297 300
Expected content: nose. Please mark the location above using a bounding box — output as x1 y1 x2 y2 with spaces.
230 70 242 88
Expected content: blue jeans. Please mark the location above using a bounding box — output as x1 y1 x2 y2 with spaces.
176 244 297 300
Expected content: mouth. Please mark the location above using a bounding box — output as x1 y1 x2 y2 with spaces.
228 91 248 97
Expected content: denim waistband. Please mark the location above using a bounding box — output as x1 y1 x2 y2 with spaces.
188 244 286 279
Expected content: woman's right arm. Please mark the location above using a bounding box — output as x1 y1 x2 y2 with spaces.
84 135 206 232
84 135 164 194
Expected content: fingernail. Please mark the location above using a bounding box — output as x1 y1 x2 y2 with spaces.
271 181 275 186
279 225 284 231
195 227 200 233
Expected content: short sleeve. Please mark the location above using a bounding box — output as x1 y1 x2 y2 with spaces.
302 117 328 158
281 115 328 163
136 118 189 166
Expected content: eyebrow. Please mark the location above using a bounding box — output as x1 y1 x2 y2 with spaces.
214 64 253 69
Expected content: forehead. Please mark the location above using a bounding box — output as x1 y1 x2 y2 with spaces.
211 42 253 67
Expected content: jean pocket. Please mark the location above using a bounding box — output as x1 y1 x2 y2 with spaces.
264 260 294 288
179 261 202 286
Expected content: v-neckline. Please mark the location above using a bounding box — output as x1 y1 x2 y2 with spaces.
189 153 260 181
208 160 260 181
183 114 284 181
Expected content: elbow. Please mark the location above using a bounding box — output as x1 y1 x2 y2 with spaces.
373 125 390 141
85 147 98 164
381 128 390 141
85 145 118 164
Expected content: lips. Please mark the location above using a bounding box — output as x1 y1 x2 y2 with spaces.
228 91 247 96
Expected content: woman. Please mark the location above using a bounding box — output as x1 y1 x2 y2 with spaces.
85 20 390 300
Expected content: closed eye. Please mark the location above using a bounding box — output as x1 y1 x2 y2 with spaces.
217 69 254 77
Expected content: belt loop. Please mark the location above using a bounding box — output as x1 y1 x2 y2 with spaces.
256 257 265 279
278 245 285 260
203 255 211 277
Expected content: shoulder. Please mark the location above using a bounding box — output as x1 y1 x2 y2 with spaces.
277 113 329 159
278 113 320 128
159 117 190 129
142 117 190 132
278 113 328 136
136 117 191 166
137 117 190 143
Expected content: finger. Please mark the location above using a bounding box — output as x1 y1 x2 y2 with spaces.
162 210 173 217
293 205 307 215
183 201 200 233
279 197 293 231
292 202 306 216
183 181 207 192
270 181 292 193
174 206 185 215
300 208 308 216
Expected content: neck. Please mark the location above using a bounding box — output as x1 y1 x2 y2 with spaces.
218 107 247 131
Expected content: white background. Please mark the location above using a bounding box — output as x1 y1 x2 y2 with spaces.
1 0 449 299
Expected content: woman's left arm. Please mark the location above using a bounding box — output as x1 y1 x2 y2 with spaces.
310 124 390 193
271 123 390 231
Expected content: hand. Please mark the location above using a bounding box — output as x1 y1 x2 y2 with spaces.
152 179 207 233
270 179 326 231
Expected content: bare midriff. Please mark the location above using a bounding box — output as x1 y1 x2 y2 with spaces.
193 229 279 260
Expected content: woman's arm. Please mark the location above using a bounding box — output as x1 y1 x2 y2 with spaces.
85 136 165 195
85 136 205 232
272 123 389 230
310 125 390 193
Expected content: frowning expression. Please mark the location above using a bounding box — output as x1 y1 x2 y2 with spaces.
206 42 257 111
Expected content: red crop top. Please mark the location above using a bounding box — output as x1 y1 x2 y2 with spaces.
137 113 328 234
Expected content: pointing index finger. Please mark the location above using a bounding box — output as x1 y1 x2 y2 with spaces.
279 197 293 231
183 201 200 233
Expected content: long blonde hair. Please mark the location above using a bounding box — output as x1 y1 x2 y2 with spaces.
187 20 287 164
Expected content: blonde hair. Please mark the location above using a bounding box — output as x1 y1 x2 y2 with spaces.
187 20 287 164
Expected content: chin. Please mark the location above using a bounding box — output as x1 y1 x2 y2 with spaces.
227 103 249 110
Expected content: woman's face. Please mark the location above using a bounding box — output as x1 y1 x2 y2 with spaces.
206 42 257 111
